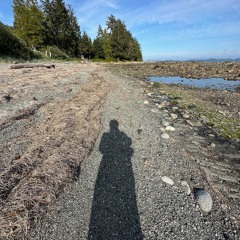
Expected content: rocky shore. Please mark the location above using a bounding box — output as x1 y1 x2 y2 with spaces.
107 61 240 140
105 61 240 233
107 61 240 80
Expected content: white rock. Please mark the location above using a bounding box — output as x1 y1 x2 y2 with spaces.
182 114 190 119
218 110 225 115
161 132 170 139
162 120 170 126
210 143 216 148
172 107 179 111
170 113 178 120
158 105 164 109
194 189 213 213
161 176 174 185
180 181 191 195
165 126 175 131
160 127 166 132
187 120 202 127
151 108 160 113
143 100 149 104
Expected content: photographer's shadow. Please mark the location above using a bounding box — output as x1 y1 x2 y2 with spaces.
88 120 143 240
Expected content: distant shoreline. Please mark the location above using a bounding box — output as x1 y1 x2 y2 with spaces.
144 58 240 63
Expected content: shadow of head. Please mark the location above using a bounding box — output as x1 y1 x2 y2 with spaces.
109 119 119 130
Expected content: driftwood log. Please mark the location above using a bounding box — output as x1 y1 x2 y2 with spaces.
10 63 55 69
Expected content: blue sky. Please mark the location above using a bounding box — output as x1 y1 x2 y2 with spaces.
1 0 240 60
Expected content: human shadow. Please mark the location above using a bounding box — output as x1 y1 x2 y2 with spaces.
88 120 143 240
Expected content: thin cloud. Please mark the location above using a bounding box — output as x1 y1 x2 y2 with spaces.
76 0 119 13
122 0 240 27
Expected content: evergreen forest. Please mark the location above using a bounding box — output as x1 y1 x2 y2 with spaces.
0 0 142 61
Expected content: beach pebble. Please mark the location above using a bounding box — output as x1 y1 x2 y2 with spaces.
160 127 166 132
170 113 178 120
182 114 190 119
161 176 174 185
180 181 191 195
161 132 170 139
143 100 149 104
165 126 175 131
210 142 216 148
162 120 170 126
158 104 164 109
151 108 160 113
194 189 213 213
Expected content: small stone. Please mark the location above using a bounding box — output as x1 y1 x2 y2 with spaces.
200 115 209 123
162 120 169 127
158 105 164 109
165 126 175 131
161 132 170 139
183 114 190 119
210 143 216 148
186 120 202 127
186 120 193 127
172 107 179 112
170 113 178 120
160 127 166 132
194 189 213 213
159 91 166 95
143 100 149 104
218 110 225 115
161 176 174 185
147 92 154 96
151 108 160 113
137 129 143 134
192 141 201 146
181 181 191 195
209 134 215 137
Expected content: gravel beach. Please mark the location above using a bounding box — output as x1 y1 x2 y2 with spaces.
0 62 239 239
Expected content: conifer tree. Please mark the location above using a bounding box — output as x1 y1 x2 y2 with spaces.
102 29 112 59
13 0 45 48
92 25 104 58
41 0 81 56
79 31 92 58
104 15 142 61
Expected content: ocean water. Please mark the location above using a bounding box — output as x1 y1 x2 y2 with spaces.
148 76 240 92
